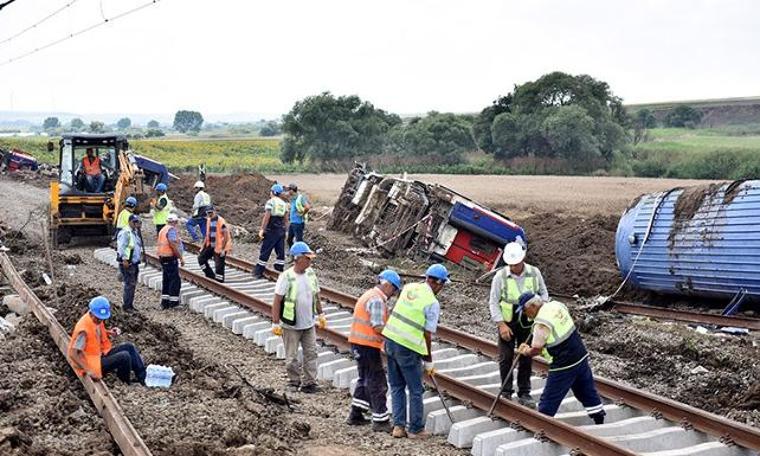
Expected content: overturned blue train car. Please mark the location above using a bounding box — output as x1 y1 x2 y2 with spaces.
615 180 760 305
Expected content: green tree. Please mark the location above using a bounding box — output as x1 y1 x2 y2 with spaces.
387 112 473 164
116 117 132 130
632 108 657 144
69 118 85 131
665 105 702 128
145 129 165 138
542 105 601 170
43 117 60 130
147 120 160 128
281 92 400 165
490 112 521 158
89 121 105 133
259 120 282 137
173 110 204 133
472 94 513 153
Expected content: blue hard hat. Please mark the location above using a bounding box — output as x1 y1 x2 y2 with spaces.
155 183 167 192
88 296 111 320
378 269 402 290
515 291 537 315
271 183 284 195
128 214 141 223
125 196 137 207
289 241 315 258
425 263 450 283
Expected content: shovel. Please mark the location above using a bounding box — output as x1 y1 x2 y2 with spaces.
428 372 455 424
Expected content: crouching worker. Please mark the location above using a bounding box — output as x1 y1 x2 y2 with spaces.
516 292 605 424
67 296 146 384
346 269 402 432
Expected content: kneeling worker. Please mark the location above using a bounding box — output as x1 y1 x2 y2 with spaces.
516 292 605 424
67 296 146 384
346 269 402 432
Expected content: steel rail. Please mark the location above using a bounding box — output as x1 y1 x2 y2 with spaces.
150 250 636 455
181 244 760 451
0 253 153 456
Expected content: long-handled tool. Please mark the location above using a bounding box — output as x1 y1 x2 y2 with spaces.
487 353 522 417
429 372 455 423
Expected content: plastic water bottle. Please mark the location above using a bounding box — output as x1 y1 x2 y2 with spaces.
144 364 175 388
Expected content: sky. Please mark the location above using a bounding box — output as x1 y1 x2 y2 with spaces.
0 0 758 121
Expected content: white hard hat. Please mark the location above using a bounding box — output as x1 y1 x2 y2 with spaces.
502 242 526 265
166 213 179 223
194 180 205 189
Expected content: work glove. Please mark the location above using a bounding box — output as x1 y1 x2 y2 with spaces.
272 324 283 336
317 313 327 329
423 361 436 376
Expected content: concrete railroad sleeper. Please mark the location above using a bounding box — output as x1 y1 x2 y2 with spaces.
0 253 153 456
94 247 760 456
182 243 760 453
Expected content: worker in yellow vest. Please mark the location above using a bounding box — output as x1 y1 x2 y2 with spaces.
346 269 402 432
489 241 548 407
271 242 326 393
151 183 172 235
382 263 448 439
114 196 137 240
517 292 605 424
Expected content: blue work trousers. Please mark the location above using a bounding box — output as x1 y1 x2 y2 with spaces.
385 339 425 433
287 223 305 248
85 174 105 193
160 257 181 309
101 343 146 384
254 231 285 277
538 357 605 422
350 344 389 422
119 263 139 310
185 216 207 242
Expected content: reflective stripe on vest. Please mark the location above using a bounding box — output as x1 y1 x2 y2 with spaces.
157 225 176 257
295 194 309 222
348 287 387 349
116 209 131 229
533 300 576 364
381 283 434 356
123 230 135 261
153 194 170 225
83 156 101 176
499 264 538 323
66 312 112 378
269 197 289 217
282 267 319 326
204 216 232 254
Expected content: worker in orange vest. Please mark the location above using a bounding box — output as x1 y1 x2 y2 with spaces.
157 213 185 309
67 296 146 384
198 206 232 283
346 270 402 433
81 148 105 193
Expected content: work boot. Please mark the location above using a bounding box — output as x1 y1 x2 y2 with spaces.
391 426 407 438
372 421 392 433
517 393 536 408
346 410 369 426
407 430 430 440
591 411 605 425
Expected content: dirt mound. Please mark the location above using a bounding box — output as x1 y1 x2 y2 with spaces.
172 173 274 233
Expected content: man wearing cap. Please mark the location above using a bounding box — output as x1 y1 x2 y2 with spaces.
286 183 311 248
114 196 138 241
186 180 211 242
382 263 448 439
157 213 185 309
346 269 402 432
271 241 325 393
67 296 146 384
151 183 172 235
254 183 290 279
117 214 144 312
517 293 605 424
489 241 548 407
198 206 232 283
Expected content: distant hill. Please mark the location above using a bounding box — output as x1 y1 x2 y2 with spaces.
626 96 760 127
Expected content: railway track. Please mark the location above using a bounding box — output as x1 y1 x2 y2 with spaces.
0 253 152 456
92 246 760 456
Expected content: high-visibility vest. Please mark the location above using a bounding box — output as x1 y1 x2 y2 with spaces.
157 225 178 257
348 287 388 349
281 267 319 326
533 300 576 365
67 312 112 378
268 197 289 217
82 156 101 176
153 194 171 225
294 194 309 223
204 216 232 254
122 230 135 261
498 264 539 323
116 209 132 229
382 283 435 356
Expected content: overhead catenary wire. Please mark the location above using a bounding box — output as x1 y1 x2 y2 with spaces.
0 0 81 47
0 0 161 67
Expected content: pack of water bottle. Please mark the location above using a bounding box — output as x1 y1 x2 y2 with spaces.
144 364 175 388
